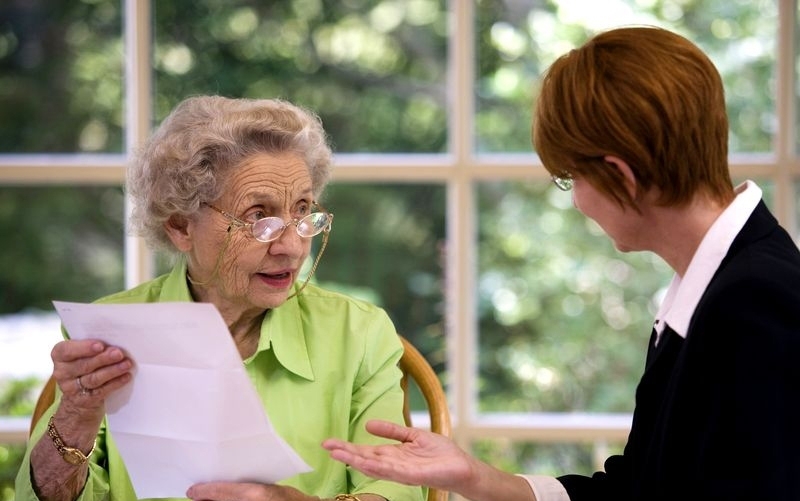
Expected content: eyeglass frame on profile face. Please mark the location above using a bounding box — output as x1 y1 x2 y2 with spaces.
202 201 334 243
552 172 574 191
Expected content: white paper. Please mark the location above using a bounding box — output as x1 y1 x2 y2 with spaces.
52 300 311 499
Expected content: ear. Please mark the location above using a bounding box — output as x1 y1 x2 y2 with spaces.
603 155 637 201
164 214 194 252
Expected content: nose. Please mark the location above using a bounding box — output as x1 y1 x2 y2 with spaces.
267 222 307 256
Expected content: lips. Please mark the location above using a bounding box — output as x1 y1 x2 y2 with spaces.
263 271 290 279
256 270 294 289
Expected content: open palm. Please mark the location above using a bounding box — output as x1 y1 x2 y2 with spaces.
323 419 477 493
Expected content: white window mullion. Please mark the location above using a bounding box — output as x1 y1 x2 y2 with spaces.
448 0 478 459
775 0 799 236
124 0 154 288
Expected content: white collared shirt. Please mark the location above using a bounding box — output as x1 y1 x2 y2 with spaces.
653 180 761 344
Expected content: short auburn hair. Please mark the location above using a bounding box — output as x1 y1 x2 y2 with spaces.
533 26 733 208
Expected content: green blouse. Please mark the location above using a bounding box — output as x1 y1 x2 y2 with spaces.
17 259 423 501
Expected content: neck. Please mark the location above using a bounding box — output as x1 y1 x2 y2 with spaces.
227 313 265 359
647 196 728 276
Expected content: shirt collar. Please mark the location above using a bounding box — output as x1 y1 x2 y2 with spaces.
161 257 196 301
653 180 762 343
166 258 315 381
251 285 315 381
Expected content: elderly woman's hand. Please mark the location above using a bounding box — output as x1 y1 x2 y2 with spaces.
186 482 387 501
186 482 315 501
51 338 133 420
27 339 134 500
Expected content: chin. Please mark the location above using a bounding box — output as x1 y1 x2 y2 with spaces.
250 290 290 310
614 241 645 253
613 242 633 253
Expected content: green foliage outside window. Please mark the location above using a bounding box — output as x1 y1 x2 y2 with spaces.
0 0 781 498
478 182 672 414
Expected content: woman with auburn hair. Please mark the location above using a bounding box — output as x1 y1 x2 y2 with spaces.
324 26 800 501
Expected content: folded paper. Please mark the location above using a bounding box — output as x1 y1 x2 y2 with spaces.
53 300 311 499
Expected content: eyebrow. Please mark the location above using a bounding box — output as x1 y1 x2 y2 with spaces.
241 188 315 207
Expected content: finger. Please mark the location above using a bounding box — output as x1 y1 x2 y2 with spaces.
332 450 411 484
186 481 226 500
328 447 360 464
327 445 385 464
75 371 133 399
55 345 130 386
75 375 90 395
52 340 126 378
321 437 349 450
365 419 417 442
324 439 391 459
325 440 400 466
51 339 105 364
186 481 264 501
79 356 133 391
81 345 129 374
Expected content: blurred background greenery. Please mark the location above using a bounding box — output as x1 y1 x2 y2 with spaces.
0 0 784 499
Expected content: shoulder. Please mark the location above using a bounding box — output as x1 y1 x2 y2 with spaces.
728 202 800 273
695 235 800 345
93 262 191 305
292 284 400 349
295 283 390 317
715 231 800 292
93 273 171 305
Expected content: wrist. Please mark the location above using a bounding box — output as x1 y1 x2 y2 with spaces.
46 415 96 466
334 495 386 501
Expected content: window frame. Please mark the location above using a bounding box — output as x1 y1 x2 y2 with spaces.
2 1 799 481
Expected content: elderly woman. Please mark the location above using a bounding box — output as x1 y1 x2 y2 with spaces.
16 96 423 501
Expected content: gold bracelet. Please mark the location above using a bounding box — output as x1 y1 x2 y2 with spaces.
334 495 362 501
46 415 96 466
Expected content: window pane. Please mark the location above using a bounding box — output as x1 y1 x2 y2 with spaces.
153 1 448 153
317 183 447 384
0 1 124 153
0 184 126 402
475 0 776 153
0 186 126 313
476 181 672 413
0 186 125 498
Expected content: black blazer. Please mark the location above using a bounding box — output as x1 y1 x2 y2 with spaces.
559 201 800 501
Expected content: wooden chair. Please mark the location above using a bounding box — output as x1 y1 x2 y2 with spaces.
30 337 451 500
398 335 451 501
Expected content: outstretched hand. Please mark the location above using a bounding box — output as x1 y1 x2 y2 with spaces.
322 420 477 494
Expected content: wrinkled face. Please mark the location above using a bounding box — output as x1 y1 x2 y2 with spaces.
186 151 315 314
